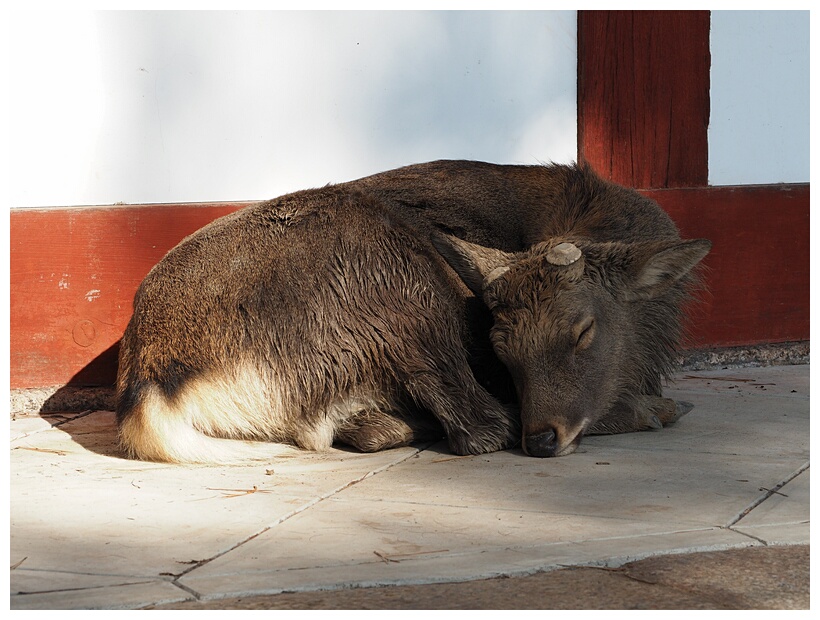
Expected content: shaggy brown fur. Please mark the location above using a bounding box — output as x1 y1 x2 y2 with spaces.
117 187 520 463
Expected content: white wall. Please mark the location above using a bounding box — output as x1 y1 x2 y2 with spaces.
7 10 809 209
709 10 810 185
7 11 578 208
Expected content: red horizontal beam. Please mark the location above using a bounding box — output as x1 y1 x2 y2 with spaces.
10 203 249 389
9 184 809 389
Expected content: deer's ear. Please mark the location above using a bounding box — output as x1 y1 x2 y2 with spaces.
431 233 512 296
622 239 711 301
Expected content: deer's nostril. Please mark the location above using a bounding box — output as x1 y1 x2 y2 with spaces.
524 428 559 458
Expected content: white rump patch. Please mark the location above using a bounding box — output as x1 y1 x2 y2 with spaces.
119 364 292 464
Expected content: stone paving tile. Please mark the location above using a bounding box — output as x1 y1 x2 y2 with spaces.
11 577 191 611
8 365 811 609
9 411 86 441
728 463 809 527
730 465 810 545
332 441 805 526
11 411 422 578
592 390 808 461
178 402 807 598
179 527 755 599
666 365 810 399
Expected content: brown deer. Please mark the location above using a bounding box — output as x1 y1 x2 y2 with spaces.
345 160 711 456
117 162 710 462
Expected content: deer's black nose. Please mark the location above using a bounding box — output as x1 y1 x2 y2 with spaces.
524 428 559 457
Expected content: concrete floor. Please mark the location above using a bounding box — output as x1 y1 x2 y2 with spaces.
10 365 810 610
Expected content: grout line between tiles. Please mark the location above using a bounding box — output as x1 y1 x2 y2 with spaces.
724 527 770 545
168 445 427 591
724 461 810 528
10 410 97 442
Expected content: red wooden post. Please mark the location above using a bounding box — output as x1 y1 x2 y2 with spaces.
578 10 711 189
